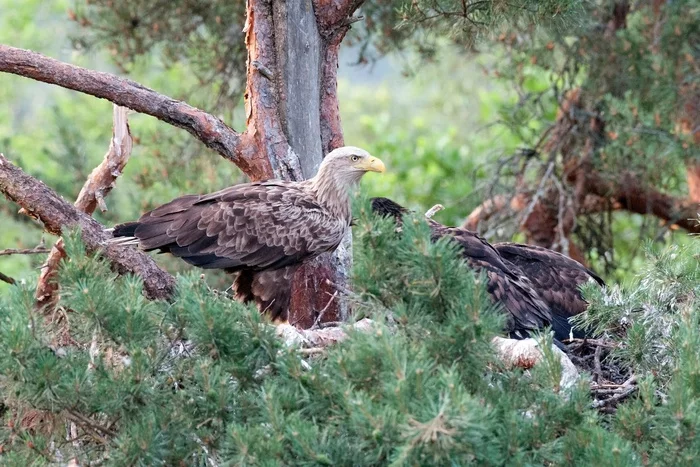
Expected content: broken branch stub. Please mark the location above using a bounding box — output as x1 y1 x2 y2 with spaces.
36 105 135 310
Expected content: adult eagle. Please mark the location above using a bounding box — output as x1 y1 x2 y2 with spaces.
109 147 385 323
370 197 603 341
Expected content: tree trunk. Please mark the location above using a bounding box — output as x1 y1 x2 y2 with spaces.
243 0 361 327
0 2 363 324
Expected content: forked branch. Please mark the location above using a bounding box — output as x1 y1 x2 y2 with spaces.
36 105 136 309
0 153 175 300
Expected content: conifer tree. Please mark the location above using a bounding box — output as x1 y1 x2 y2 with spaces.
1 207 698 464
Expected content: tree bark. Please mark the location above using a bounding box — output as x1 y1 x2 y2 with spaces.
242 0 362 328
0 1 363 325
0 154 176 300
687 163 700 203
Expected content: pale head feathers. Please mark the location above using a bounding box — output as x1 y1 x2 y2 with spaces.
310 145 385 219
313 146 384 186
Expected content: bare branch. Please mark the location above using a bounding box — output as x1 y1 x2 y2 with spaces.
577 170 700 234
0 153 175 300
75 105 134 214
0 45 265 177
0 271 16 285
425 204 445 219
462 194 529 231
36 105 136 309
464 175 700 236
0 246 51 256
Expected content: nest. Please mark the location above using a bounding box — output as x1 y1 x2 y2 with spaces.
564 338 636 413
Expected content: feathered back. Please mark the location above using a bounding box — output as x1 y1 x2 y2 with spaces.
494 242 605 319
110 146 384 322
369 196 604 341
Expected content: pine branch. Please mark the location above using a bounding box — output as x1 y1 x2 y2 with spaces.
0 153 176 300
0 44 264 178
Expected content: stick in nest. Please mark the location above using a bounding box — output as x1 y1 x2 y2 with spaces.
425 204 444 219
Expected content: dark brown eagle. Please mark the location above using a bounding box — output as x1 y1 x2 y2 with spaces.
370 197 604 341
109 147 385 323
492 242 604 325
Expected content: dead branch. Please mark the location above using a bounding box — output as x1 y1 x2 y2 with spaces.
425 204 445 219
0 45 266 178
465 172 700 237
309 291 340 330
462 194 528 231
37 106 129 306
0 153 175 300
35 238 67 310
563 338 618 348
592 345 602 384
0 246 51 256
591 383 638 410
75 105 134 214
36 105 135 309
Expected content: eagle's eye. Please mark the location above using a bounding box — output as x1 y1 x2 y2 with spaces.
351 155 360 162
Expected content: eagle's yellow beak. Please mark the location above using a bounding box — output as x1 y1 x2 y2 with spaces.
359 156 386 173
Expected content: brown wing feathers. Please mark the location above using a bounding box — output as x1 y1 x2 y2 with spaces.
432 225 552 338
370 197 604 341
494 242 605 330
111 183 336 321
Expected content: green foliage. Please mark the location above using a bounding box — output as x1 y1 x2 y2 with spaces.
355 1 584 63
70 0 248 109
576 237 700 463
576 239 700 387
1 211 699 465
0 211 648 466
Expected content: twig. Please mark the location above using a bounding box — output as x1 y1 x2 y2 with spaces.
591 384 638 409
593 345 602 384
317 321 345 328
0 271 16 285
550 175 572 257
65 409 117 438
62 411 112 445
0 246 51 256
562 338 618 348
310 291 339 330
298 347 326 355
324 279 358 299
518 161 554 230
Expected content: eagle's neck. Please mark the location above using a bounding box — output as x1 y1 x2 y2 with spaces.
309 170 357 222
